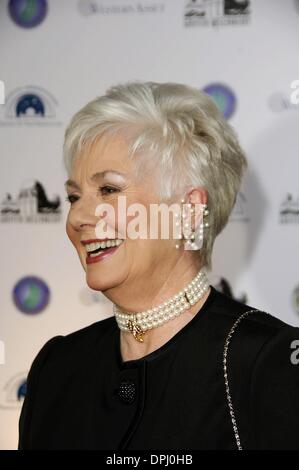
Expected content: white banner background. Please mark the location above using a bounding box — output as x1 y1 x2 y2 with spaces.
0 0 299 449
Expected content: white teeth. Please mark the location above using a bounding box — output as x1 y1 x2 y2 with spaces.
85 239 124 253
89 251 101 258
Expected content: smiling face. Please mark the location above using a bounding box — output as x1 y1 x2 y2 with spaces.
65 132 184 309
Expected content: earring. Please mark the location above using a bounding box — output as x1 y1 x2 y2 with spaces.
192 203 209 250
174 198 186 249
175 199 210 250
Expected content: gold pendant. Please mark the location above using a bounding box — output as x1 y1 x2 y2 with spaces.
127 318 145 342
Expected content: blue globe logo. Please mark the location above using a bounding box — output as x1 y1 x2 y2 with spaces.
9 0 48 28
13 276 50 314
17 380 27 400
203 83 236 120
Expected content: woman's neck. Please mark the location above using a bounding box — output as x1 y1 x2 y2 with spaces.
119 285 211 362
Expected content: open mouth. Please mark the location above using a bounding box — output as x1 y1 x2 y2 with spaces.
85 239 124 260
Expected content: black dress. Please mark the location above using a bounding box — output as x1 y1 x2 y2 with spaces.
18 286 299 450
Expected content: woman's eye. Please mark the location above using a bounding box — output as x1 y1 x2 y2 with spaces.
100 186 120 195
65 187 119 204
65 195 79 204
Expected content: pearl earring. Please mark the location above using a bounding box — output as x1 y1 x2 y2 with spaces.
175 199 210 250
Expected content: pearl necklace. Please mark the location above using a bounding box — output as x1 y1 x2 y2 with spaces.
113 269 210 342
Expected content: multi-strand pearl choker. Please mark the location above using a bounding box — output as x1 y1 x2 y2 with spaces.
113 269 210 342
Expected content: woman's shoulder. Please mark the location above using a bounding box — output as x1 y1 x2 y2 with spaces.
209 285 299 340
61 315 116 346
210 286 299 390
19 317 116 450
213 284 299 376
29 316 116 371
211 288 299 449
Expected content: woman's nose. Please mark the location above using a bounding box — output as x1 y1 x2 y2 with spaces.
68 196 100 232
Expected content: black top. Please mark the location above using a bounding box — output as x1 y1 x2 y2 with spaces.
18 286 299 450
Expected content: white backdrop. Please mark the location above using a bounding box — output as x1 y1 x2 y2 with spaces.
1 0 299 450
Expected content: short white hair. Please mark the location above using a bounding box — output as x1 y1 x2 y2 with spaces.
63 80 248 270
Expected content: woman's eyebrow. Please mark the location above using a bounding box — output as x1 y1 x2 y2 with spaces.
91 170 127 181
64 170 126 190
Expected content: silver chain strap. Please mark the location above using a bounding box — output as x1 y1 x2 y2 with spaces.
223 308 268 450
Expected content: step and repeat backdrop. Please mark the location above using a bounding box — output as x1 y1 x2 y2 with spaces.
1 0 299 450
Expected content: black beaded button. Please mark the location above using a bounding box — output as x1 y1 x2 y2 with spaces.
117 380 136 404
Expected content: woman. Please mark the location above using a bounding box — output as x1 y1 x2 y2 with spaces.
18 81 299 450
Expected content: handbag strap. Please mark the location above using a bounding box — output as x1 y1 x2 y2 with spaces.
223 308 268 450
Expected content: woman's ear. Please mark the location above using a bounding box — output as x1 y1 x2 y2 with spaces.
186 187 208 229
187 187 208 207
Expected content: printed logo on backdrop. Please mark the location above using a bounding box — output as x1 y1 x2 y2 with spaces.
1 179 61 223
0 86 61 127
229 192 249 222
13 276 50 314
0 80 5 105
8 0 48 28
184 0 250 28
0 374 27 409
279 193 299 224
292 285 299 316
203 83 236 119
209 273 247 303
78 0 165 16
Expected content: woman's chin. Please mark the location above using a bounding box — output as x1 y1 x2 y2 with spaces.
85 272 119 292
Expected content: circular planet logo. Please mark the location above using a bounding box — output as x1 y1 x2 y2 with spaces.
203 83 236 119
8 0 48 28
13 276 50 314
